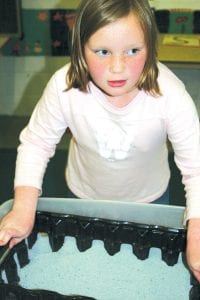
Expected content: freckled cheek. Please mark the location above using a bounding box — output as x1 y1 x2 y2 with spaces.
128 56 146 78
86 58 107 81
128 58 146 79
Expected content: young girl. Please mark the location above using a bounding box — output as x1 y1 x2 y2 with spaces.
0 0 200 281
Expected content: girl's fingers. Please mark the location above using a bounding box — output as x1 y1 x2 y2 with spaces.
192 269 200 282
9 237 24 248
0 227 24 247
0 231 12 246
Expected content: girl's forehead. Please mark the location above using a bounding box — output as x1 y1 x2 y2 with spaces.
87 14 145 45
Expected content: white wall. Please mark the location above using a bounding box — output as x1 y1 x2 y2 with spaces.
0 56 69 115
21 0 200 10
21 0 80 9
149 0 200 9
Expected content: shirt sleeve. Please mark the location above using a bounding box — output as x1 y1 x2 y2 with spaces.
14 72 68 191
166 88 200 224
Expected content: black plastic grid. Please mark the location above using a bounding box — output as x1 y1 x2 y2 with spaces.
0 210 199 299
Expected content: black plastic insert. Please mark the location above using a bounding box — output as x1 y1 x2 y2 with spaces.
0 210 198 299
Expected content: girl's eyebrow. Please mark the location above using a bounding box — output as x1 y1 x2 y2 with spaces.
87 43 145 49
127 43 146 48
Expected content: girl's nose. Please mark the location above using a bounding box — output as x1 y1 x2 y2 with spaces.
109 54 125 73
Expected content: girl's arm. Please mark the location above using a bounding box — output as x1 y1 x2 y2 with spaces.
0 186 39 248
0 67 69 249
187 218 200 282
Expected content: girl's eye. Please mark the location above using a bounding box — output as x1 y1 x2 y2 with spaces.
95 49 110 56
126 48 139 55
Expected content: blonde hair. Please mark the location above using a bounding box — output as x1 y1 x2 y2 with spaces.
67 0 161 96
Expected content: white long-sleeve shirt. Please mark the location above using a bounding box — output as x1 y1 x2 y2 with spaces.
14 62 200 222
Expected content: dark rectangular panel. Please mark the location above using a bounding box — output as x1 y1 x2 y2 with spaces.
0 0 22 37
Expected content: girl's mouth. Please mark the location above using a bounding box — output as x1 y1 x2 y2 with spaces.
108 80 126 87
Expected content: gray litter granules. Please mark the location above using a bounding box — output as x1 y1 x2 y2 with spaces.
3 234 191 300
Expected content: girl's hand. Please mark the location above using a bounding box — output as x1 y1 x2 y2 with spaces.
186 218 200 282
0 209 35 248
0 186 39 248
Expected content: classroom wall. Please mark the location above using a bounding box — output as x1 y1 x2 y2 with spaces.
0 0 200 116
21 0 200 10
149 0 200 9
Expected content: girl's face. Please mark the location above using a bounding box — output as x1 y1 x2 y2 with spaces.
84 13 147 107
